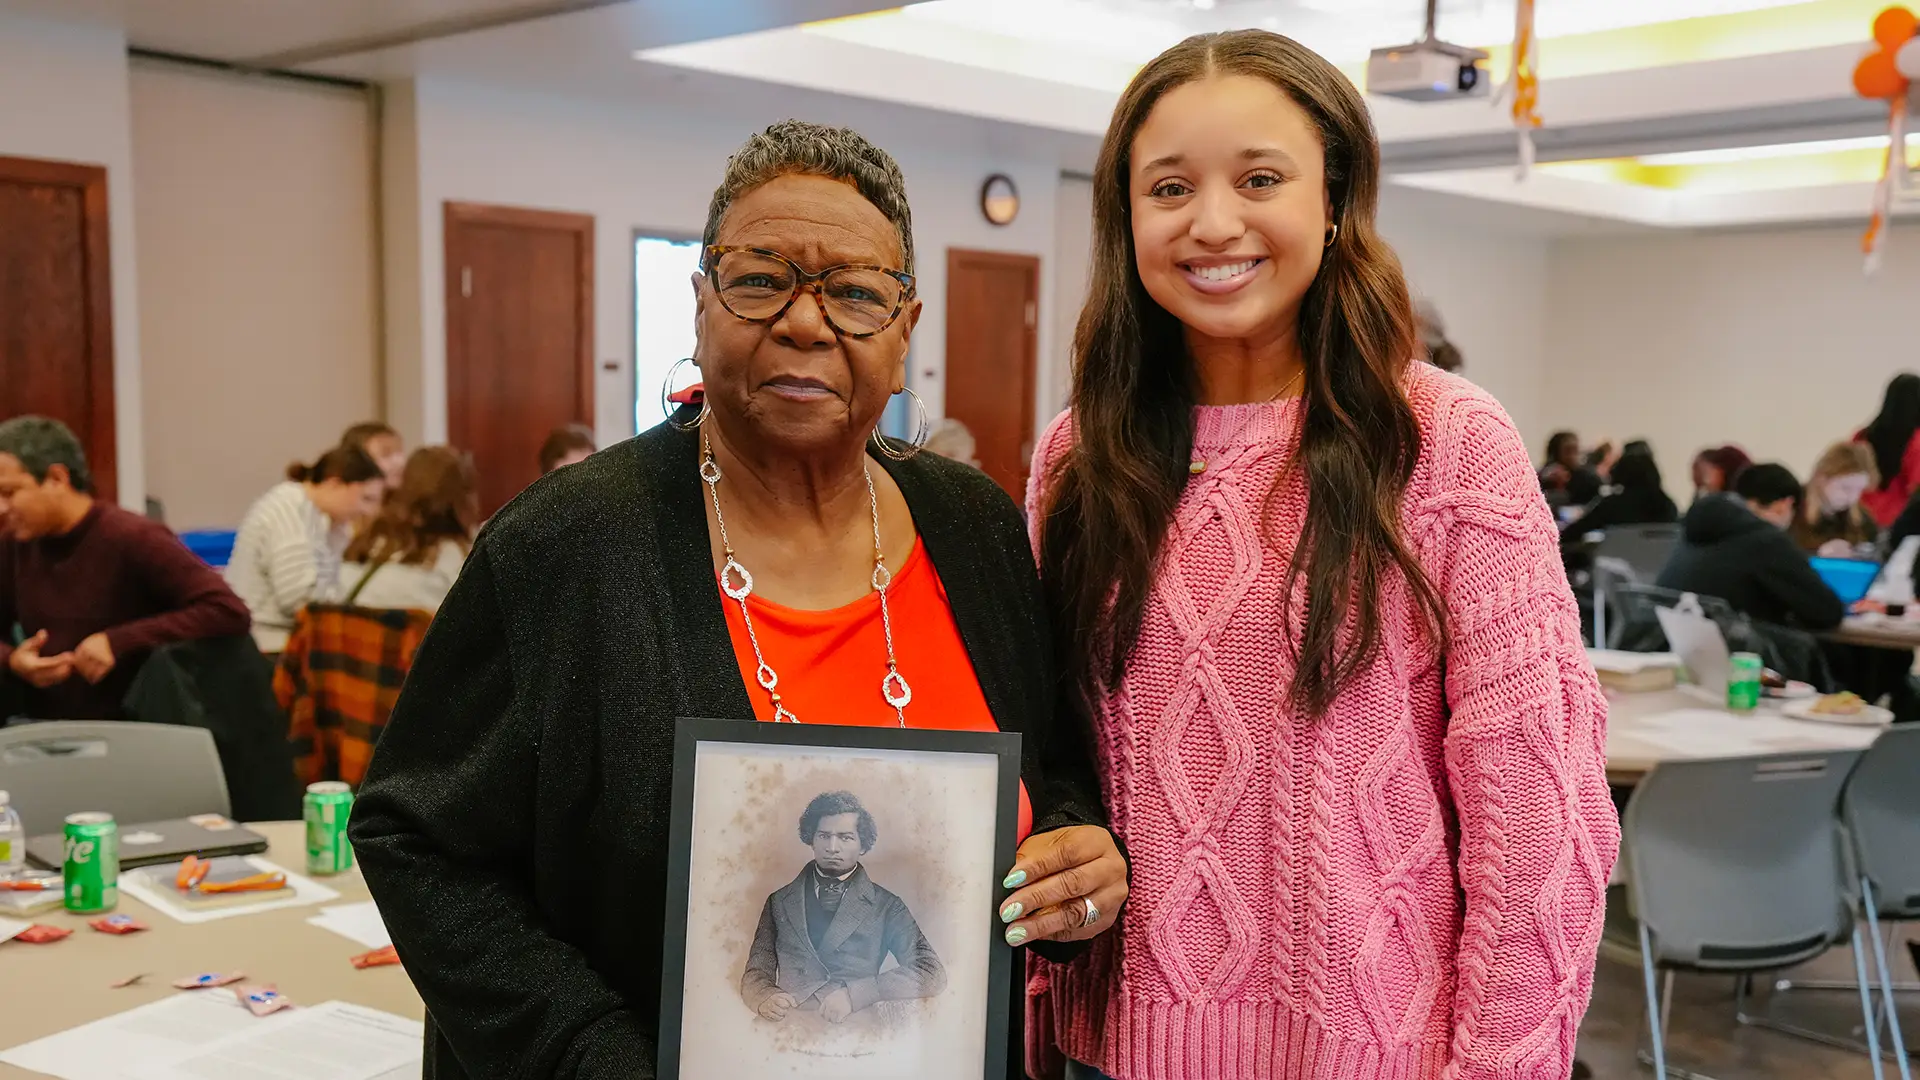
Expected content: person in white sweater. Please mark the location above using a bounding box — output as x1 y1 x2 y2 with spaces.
340 446 479 613
228 445 386 653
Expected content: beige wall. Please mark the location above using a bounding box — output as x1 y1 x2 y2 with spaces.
0 13 145 509
1543 223 1915 501
131 61 380 528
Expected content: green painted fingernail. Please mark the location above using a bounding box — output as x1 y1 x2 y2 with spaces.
1005 925 1029 945
1003 870 1026 889
1000 902 1023 923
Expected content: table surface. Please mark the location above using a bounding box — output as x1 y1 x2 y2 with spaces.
1604 685 1888 783
0 821 422 1079
1825 611 1920 650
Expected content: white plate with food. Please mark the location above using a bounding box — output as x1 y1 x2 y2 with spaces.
1781 692 1895 727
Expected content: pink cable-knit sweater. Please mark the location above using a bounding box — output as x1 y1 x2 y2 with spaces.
1024 365 1620 1080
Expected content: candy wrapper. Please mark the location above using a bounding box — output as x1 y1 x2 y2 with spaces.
350 944 400 969
15 924 72 944
174 971 246 990
89 914 149 935
233 984 296 1017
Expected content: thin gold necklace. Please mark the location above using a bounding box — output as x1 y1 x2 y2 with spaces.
1190 367 1305 475
700 433 911 726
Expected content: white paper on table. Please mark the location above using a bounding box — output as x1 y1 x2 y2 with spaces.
117 856 339 924
305 901 391 949
0 915 29 943
135 1001 423 1080
0 991 271 1080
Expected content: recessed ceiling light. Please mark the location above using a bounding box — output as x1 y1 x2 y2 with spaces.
1193 0 1215 9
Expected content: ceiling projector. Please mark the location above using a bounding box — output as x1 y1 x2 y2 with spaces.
1366 0 1490 102
1367 38 1490 101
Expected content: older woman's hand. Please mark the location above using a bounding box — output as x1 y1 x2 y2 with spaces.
998 825 1127 946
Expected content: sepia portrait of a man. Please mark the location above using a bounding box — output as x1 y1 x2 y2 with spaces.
740 790 948 1024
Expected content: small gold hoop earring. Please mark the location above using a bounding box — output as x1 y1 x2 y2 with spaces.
871 386 929 461
662 357 708 431
1324 222 1340 248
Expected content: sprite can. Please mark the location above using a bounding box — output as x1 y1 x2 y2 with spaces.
63 812 118 914
1728 652 1764 712
305 781 355 875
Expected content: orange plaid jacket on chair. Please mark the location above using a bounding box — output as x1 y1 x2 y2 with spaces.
274 604 434 789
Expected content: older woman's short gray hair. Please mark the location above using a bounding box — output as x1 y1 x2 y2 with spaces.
702 120 916 274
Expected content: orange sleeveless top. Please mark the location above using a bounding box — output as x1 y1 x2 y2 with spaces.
719 537 1033 841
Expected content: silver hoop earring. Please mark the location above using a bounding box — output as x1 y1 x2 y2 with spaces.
871 386 929 461
662 357 708 431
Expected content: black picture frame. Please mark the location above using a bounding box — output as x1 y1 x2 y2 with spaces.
658 717 1022 1080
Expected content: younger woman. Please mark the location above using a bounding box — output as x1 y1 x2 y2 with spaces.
1028 30 1617 1080
340 447 480 612
1791 441 1879 557
228 446 384 652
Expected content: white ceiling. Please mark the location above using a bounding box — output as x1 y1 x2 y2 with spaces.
0 0 902 67
3 0 1899 233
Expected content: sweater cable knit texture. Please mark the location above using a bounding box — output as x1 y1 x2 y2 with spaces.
1025 365 1619 1080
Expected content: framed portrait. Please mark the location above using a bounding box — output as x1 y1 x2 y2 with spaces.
658 718 1022 1080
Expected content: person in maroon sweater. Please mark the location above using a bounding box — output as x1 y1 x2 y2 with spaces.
0 416 251 721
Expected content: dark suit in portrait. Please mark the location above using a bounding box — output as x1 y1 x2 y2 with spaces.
740 862 947 1020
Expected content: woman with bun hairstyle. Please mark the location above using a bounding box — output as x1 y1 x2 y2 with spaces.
227 445 385 652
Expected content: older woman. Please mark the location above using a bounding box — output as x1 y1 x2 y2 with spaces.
349 121 1125 1078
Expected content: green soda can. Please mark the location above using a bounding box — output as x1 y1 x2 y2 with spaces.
305 781 355 875
63 812 118 914
1728 652 1764 712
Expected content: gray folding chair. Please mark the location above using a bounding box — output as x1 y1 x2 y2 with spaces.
1592 523 1683 648
0 721 230 837
1839 727 1920 1076
1600 750 1882 1080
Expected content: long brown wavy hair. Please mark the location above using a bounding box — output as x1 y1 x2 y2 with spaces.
344 447 479 567
1037 30 1447 716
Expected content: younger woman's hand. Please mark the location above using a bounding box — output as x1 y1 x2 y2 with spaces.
998 825 1127 946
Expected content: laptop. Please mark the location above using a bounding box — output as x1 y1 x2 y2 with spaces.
25 813 269 871
1809 556 1883 607
1655 600 1733 699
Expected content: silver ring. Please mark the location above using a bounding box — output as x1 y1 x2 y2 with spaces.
1080 897 1100 928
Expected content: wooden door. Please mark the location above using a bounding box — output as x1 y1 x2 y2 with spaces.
0 155 116 502
444 202 593 516
944 250 1039 499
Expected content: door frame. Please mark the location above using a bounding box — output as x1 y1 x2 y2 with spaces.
944 248 1040 493
0 154 116 503
442 201 596 456
630 225 705 437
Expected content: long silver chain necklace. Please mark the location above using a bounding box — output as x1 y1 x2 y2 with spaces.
700 433 912 727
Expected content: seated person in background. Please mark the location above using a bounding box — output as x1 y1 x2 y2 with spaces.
0 416 250 720
923 418 980 469
228 446 385 653
1414 297 1464 375
340 421 407 493
1790 441 1880 558
1538 430 1581 495
1690 444 1752 504
1657 462 1844 631
340 447 480 613
1858 373 1920 525
538 424 596 474
1560 450 1677 544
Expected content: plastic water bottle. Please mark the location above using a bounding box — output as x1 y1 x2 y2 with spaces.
0 791 23 879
